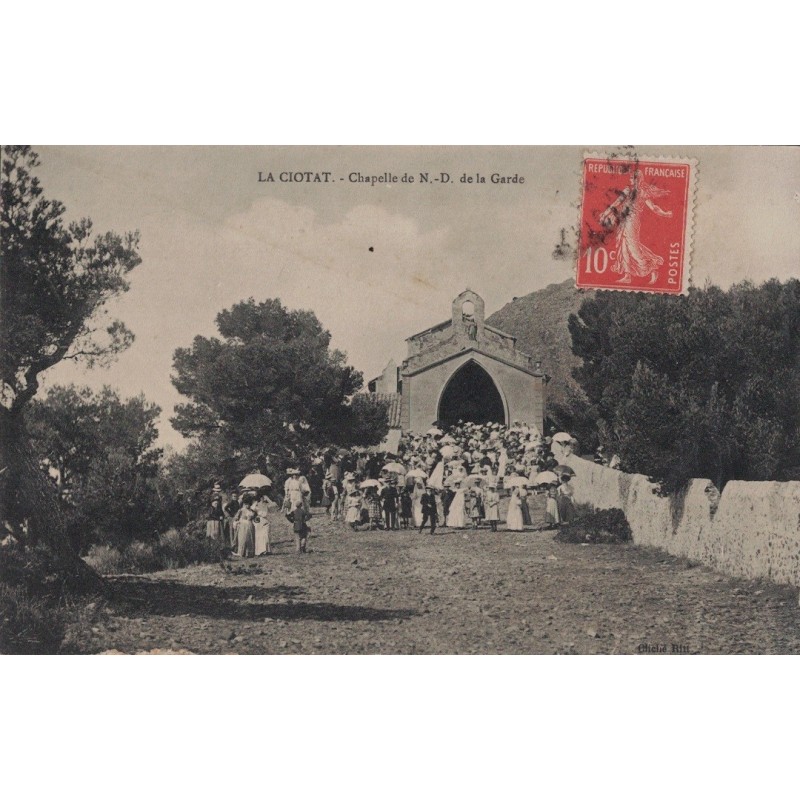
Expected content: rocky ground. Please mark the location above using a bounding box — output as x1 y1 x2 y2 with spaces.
80 508 800 654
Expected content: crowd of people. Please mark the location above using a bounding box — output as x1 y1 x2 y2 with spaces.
206 488 277 556
317 421 579 535
205 421 582 556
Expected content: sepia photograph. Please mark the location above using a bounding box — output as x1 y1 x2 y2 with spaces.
4 6 800 798
2 144 799 656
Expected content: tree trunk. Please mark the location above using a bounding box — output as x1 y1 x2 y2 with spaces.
0 410 104 594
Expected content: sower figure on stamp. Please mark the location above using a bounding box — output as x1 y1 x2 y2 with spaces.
419 486 438 535
600 169 672 285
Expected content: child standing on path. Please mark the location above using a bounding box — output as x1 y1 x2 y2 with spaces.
287 499 312 553
545 483 561 528
400 487 413 529
345 490 362 529
484 486 499 532
470 488 484 529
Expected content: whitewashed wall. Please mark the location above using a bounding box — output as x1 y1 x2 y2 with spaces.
564 455 800 588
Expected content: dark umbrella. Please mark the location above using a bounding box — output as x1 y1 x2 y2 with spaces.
553 464 575 477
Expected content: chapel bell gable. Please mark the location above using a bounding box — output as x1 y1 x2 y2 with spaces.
452 289 485 342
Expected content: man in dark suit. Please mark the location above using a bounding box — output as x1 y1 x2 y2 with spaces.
441 487 455 525
419 486 438 535
223 490 240 549
381 482 399 530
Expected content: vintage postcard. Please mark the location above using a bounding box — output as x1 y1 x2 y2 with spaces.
2 144 799 655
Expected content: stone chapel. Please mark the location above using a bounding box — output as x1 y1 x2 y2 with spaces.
367 290 548 449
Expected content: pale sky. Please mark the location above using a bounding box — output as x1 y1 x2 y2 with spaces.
35 146 800 450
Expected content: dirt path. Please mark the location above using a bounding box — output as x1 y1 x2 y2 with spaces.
84 509 800 654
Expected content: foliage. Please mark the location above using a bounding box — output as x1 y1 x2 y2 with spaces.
26 384 164 550
0 146 141 567
0 145 140 415
0 541 97 654
0 540 66 595
547 383 601 454
84 526 223 575
555 507 632 544
0 583 67 654
169 297 389 496
82 544 127 575
155 526 223 570
568 281 800 492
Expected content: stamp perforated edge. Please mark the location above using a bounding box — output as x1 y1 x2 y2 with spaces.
576 150 698 296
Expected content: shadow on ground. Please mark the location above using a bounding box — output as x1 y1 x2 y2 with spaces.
106 575 418 624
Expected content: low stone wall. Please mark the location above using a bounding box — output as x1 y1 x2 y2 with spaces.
564 455 800 588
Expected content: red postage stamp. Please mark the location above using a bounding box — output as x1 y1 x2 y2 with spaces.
576 154 696 294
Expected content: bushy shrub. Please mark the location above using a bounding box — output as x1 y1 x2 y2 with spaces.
555 507 632 544
84 526 223 575
0 541 101 654
156 527 222 570
125 541 161 573
0 541 65 595
0 583 66 654
84 544 126 575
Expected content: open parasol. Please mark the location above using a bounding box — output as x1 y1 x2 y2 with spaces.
426 427 444 437
239 473 272 489
533 471 559 485
406 468 428 479
553 464 575 477
381 462 407 475
503 475 529 488
359 479 383 489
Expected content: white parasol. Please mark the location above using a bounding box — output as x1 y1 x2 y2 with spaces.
239 473 272 488
533 471 560 485
381 462 407 475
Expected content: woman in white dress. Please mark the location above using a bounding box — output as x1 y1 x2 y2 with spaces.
233 498 257 557
345 490 362 529
447 484 467 529
506 487 524 531
283 469 303 512
497 448 508 482
411 481 425 528
253 496 273 555
428 459 445 491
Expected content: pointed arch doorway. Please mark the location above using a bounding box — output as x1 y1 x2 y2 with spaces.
437 360 506 428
